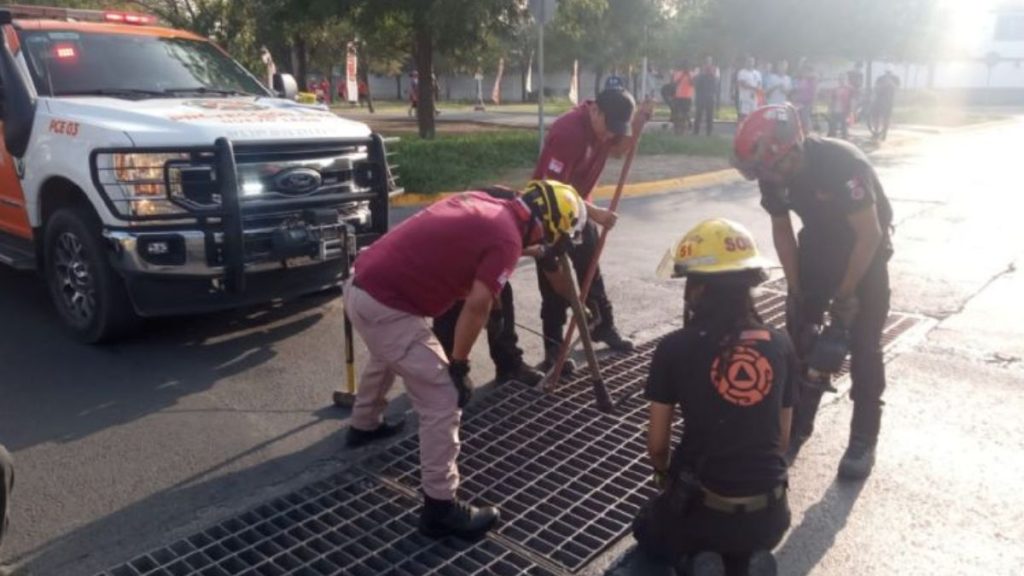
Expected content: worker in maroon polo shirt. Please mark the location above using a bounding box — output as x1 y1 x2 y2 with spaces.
532 84 654 370
343 181 586 538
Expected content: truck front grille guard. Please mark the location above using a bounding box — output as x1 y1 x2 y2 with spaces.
211 135 396 294
214 138 246 293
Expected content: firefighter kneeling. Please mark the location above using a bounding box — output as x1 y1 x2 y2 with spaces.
343 180 586 538
635 219 796 576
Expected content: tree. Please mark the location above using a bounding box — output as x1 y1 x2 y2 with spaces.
547 0 668 96
344 0 522 139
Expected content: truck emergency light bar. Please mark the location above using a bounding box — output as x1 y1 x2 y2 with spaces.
2 4 156 25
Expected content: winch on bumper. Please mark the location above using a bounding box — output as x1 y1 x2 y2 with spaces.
98 135 396 317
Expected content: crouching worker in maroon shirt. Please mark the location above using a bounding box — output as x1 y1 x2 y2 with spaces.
635 219 797 575
343 181 587 539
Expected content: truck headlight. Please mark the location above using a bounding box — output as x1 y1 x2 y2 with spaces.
96 152 190 217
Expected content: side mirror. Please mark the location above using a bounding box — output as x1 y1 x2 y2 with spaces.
0 17 36 157
273 73 298 101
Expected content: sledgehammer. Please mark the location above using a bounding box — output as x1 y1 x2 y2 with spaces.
332 312 358 408
554 252 613 413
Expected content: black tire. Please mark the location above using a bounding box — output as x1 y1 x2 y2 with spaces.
44 206 140 343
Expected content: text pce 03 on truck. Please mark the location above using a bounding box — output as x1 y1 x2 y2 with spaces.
0 5 398 343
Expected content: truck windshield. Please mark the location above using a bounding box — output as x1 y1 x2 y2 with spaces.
20 30 269 98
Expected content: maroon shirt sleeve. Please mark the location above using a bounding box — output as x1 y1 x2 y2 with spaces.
475 240 521 296
533 124 587 183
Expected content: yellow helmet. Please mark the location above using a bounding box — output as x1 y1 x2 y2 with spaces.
521 180 587 242
655 218 774 280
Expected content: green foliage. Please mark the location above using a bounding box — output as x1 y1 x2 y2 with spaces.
391 131 538 194
390 129 733 194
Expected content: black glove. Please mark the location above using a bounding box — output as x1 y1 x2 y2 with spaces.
829 295 859 328
449 360 472 408
808 323 851 376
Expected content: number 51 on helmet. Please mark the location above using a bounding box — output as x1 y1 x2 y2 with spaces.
655 218 775 282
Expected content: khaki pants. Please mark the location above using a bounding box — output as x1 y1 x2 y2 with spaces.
344 282 461 500
0 444 13 555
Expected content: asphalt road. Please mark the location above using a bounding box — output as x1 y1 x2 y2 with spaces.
2 117 1024 575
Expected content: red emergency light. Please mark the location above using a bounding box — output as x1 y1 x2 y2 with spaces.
54 44 77 59
4 5 159 25
103 11 154 25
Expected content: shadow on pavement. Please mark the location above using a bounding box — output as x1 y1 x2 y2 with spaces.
774 479 866 576
12 423 352 576
0 266 335 453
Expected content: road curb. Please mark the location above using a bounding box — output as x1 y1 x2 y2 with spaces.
390 168 743 208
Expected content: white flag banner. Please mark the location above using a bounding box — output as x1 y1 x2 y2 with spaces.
492 58 505 104
525 52 533 95
346 43 358 103
569 59 579 104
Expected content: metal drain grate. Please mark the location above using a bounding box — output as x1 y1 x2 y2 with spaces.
99 300 926 576
96 471 557 576
364 382 658 573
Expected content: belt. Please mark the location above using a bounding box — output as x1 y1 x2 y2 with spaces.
701 484 786 514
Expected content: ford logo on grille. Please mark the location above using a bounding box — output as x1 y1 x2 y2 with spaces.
272 167 322 196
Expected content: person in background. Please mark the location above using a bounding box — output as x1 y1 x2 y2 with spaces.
847 61 866 121
763 60 792 106
358 78 369 107
408 70 419 117
693 55 720 136
792 60 818 132
319 77 331 105
736 56 762 122
828 74 853 139
730 55 744 119
672 60 695 134
872 69 901 141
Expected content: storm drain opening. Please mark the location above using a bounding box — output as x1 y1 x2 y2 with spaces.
96 471 557 576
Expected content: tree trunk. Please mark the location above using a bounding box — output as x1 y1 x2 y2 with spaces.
415 17 436 139
396 75 402 100
294 35 309 91
593 65 604 97
360 49 375 114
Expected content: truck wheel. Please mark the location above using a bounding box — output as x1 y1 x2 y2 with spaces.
44 206 139 343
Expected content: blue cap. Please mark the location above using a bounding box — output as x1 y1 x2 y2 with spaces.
603 75 626 91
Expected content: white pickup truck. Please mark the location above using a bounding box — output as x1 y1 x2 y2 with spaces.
0 5 397 342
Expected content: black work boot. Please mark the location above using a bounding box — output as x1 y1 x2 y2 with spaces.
536 346 576 377
590 302 635 352
419 495 500 539
592 323 635 352
747 550 778 576
495 363 545 387
345 418 406 448
838 438 877 480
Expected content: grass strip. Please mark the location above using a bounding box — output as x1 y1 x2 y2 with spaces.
390 130 731 194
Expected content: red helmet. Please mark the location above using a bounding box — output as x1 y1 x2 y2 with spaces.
732 104 804 180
